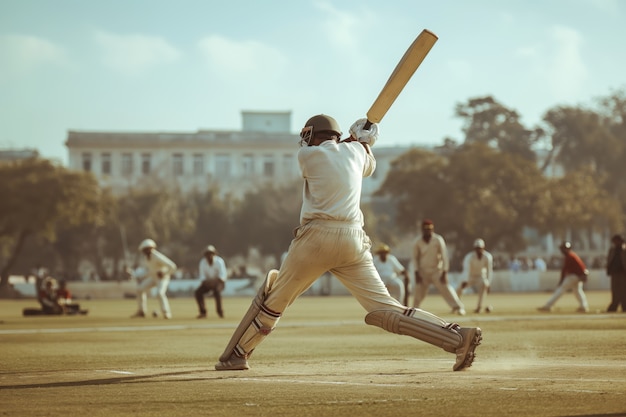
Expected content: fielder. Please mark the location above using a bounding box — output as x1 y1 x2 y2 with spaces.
538 241 589 313
412 220 466 315
215 115 482 372
456 239 493 313
131 239 177 319
372 244 408 304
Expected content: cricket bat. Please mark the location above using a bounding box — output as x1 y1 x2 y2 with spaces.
364 29 438 129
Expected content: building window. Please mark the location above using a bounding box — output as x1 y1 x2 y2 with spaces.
141 154 151 175
193 154 204 175
263 154 275 177
242 154 254 176
173 153 184 176
101 153 111 175
215 154 231 178
282 153 293 177
82 153 92 172
121 153 133 176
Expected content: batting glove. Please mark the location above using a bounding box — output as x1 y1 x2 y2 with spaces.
350 118 379 147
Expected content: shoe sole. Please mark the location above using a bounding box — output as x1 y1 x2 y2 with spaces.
215 360 250 371
453 328 482 371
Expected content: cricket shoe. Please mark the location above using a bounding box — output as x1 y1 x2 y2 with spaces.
537 306 551 312
576 307 589 313
130 311 146 318
453 327 482 371
215 354 250 371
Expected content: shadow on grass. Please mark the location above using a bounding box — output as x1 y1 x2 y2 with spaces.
1 369 213 389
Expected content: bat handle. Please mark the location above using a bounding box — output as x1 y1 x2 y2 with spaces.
363 120 373 130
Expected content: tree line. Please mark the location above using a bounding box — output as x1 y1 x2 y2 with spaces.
1 89 625 293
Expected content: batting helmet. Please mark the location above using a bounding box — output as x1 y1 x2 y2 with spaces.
300 114 342 146
138 239 157 251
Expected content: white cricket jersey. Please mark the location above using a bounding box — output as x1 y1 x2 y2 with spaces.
298 140 375 225
462 250 493 282
142 249 177 279
412 233 449 274
199 256 228 282
373 254 405 280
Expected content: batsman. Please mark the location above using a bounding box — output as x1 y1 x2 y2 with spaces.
215 114 482 372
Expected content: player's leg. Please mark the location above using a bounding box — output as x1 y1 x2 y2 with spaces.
194 283 209 317
539 275 573 311
573 281 589 312
156 276 172 318
413 272 431 308
332 236 482 371
432 276 465 314
386 277 404 303
456 281 468 297
214 280 225 318
132 278 154 317
216 223 329 370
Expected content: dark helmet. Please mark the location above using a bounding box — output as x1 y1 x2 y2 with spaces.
300 114 342 146
559 241 571 250
304 114 342 136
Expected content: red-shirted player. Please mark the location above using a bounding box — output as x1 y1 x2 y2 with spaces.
538 242 590 313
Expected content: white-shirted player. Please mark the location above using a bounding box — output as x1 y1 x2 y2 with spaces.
215 115 482 372
373 244 408 304
195 245 228 318
131 239 177 319
456 239 493 313
412 219 466 315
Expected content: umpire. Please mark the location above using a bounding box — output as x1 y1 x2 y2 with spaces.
606 234 626 312
195 245 228 318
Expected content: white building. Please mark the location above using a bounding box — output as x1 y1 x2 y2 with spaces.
66 111 409 200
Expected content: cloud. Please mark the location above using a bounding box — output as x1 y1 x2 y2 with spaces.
196 35 288 80
0 34 67 75
313 1 360 49
94 30 181 76
546 25 587 100
584 0 621 14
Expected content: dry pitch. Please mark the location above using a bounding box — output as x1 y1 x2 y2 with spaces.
1 291 625 417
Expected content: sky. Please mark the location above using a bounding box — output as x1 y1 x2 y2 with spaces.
1 0 624 165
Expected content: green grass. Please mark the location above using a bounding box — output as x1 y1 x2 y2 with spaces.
1 292 625 417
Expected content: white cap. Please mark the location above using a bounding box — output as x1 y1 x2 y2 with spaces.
473 238 485 248
138 239 157 251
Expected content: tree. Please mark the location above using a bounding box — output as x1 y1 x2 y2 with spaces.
376 143 547 268
455 96 542 162
0 158 103 293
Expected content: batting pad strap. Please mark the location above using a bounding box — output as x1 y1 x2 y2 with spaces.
218 269 280 362
234 305 281 358
365 309 462 353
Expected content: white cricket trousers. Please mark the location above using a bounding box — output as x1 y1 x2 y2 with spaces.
414 270 465 310
543 274 589 310
265 220 406 314
137 276 172 318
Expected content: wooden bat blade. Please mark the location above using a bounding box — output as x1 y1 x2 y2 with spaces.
366 29 438 125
